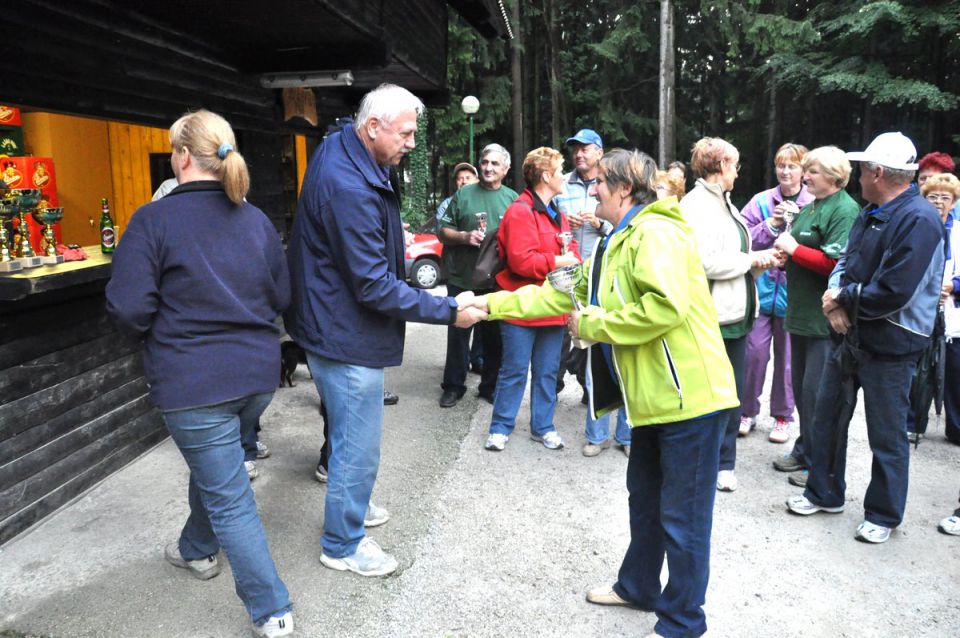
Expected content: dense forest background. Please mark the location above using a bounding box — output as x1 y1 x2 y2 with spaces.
401 0 959 226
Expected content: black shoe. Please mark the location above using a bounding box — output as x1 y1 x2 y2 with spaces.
383 390 399 406
439 390 461 408
477 391 494 405
581 390 589 406
470 363 483 375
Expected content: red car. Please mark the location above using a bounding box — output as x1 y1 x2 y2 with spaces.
405 220 445 288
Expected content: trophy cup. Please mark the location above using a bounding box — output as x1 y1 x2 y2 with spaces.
547 263 594 349
32 206 64 265
0 193 23 273
475 211 487 233
558 231 573 254
12 189 43 268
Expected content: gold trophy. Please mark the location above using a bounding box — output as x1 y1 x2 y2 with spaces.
0 192 23 272
12 189 43 268
32 206 64 264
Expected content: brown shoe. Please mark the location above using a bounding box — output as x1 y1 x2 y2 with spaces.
586 585 632 606
582 440 611 457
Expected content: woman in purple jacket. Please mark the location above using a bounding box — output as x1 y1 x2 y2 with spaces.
738 144 813 443
106 110 293 637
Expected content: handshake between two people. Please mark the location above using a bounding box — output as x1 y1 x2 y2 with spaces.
453 290 490 329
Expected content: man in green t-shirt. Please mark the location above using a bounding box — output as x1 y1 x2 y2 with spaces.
437 143 519 408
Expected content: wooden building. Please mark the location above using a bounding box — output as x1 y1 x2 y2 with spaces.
0 0 506 546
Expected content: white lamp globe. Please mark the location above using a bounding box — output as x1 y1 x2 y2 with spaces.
461 95 480 115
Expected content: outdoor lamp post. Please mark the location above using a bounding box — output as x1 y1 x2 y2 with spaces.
461 95 479 165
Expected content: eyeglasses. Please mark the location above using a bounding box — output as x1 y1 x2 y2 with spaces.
926 193 955 204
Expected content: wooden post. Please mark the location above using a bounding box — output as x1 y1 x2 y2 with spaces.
658 0 676 167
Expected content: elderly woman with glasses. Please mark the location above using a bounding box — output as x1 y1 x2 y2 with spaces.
680 137 782 493
737 143 814 444
468 148 737 638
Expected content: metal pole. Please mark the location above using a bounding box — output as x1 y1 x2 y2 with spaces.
469 115 475 165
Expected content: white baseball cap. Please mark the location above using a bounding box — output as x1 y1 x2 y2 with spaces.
846 132 918 171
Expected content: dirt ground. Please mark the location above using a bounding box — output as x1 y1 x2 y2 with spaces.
1 309 959 637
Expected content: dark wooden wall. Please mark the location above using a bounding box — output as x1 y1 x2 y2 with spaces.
0 282 165 546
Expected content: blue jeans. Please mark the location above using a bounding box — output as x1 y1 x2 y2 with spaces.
613 414 725 638
162 394 290 625
803 351 915 528
306 353 384 557
490 323 564 437
585 373 630 445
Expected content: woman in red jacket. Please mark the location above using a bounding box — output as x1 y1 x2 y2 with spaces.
484 147 581 452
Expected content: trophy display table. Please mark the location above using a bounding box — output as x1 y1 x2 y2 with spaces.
0 246 166 546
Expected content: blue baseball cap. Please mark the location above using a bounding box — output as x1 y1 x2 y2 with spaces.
565 129 603 149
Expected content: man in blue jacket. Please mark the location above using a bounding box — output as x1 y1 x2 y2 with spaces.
285 84 485 576
785 132 944 544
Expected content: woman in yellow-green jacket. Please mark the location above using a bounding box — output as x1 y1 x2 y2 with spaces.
472 149 737 638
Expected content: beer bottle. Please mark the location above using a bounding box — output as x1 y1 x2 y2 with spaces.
100 197 115 254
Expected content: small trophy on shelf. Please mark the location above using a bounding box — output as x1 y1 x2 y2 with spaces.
32 205 64 264
12 189 43 268
0 192 23 273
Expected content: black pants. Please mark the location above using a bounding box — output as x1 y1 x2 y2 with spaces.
441 283 502 397
719 335 746 471
557 332 587 392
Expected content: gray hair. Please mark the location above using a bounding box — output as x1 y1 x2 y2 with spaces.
355 83 424 126
864 161 916 185
599 148 657 205
481 143 511 167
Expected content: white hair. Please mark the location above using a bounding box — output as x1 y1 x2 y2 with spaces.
355 83 424 126
481 143 511 167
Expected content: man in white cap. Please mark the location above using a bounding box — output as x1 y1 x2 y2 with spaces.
785 132 944 544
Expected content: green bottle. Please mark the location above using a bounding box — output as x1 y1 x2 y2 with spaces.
99 197 115 254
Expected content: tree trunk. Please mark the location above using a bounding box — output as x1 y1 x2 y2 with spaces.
765 81 777 186
510 0 523 189
543 0 562 147
658 0 676 167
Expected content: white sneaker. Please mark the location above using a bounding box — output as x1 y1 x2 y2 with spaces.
364 502 390 528
785 494 844 516
320 537 398 576
256 440 271 459
532 431 565 450
252 611 293 637
164 543 221 580
485 433 508 451
938 515 960 536
738 416 755 437
716 470 738 492
769 417 790 443
244 460 259 480
855 520 892 544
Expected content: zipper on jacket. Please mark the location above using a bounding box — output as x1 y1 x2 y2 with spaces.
661 338 683 410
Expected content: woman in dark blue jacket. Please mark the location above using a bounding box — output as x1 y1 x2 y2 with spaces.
106 110 293 637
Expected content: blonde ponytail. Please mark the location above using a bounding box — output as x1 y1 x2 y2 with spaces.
169 109 250 205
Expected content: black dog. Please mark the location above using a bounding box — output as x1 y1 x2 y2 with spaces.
280 341 307 387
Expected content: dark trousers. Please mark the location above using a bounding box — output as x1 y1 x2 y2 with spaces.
557 332 587 391
613 414 725 638
788 334 833 467
943 339 960 444
441 283 502 398
804 352 916 528
719 336 746 471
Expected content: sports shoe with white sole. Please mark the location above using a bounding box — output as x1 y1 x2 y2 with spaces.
485 433 508 451
769 417 790 443
785 494 844 516
738 416 755 437
532 431 564 450
364 502 390 528
256 440 271 459
320 537 398 576
245 460 259 480
855 520 891 544
716 470 738 492
315 462 328 483
938 515 960 535
164 543 221 580
252 611 293 637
